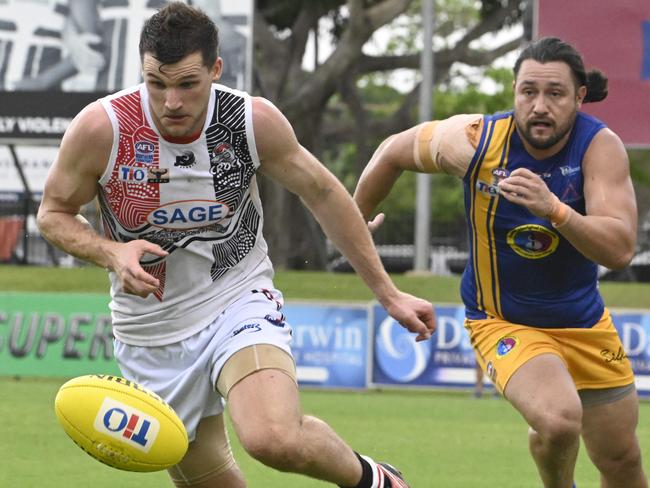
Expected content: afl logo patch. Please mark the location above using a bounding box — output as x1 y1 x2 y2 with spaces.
495 336 519 358
135 141 155 164
492 168 510 182
506 224 559 259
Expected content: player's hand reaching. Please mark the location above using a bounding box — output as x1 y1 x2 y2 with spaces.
382 291 436 342
107 240 168 298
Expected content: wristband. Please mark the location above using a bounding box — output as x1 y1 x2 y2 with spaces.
548 194 571 228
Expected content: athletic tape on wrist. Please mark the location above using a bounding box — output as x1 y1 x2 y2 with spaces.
548 194 571 228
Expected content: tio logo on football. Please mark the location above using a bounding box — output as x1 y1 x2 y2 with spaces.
93 398 160 452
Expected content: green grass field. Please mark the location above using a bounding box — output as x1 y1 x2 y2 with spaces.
2 377 650 488
3 265 650 307
2 266 650 487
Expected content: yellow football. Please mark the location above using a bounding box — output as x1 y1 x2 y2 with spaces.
54 374 188 472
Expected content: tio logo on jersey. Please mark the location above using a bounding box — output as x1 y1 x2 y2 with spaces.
93 398 160 452
118 165 148 183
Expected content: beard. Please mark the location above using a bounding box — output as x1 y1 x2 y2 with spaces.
516 112 576 151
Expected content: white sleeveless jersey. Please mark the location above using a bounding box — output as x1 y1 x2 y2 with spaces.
98 83 275 346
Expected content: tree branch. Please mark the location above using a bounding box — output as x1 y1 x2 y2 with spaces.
366 0 413 30
357 35 522 73
324 83 420 144
281 0 413 116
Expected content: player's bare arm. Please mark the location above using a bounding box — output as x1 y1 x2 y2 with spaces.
36 102 167 297
354 114 480 228
252 97 435 341
498 128 637 269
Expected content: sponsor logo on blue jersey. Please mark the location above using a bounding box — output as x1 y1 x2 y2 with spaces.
559 165 580 177
147 200 230 230
506 224 559 259
492 168 510 181
476 179 500 196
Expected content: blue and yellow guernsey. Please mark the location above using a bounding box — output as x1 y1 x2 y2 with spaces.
461 111 606 329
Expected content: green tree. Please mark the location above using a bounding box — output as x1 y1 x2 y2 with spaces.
254 0 527 267
355 66 515 246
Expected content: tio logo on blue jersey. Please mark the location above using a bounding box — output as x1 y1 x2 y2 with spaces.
93 398 160 452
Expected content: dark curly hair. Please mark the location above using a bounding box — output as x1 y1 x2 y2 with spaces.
139 1 219 68
514 37 607 103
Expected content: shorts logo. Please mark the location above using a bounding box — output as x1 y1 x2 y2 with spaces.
601 347 627 363
265 313 286 327
506 224 559 259
495 336 519 358
135 141 155 164
93 397 160 452
233 323 262 336
486 361 497 383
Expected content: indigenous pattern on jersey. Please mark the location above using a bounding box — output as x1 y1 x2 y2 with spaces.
98 83 274 346
461 111 606 329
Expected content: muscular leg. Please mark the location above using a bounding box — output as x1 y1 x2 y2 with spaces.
168 414 246 488
504 353 582 488
581 389 647 488
227 368 362 486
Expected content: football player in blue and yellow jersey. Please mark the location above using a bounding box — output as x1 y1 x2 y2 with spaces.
355 37 646 488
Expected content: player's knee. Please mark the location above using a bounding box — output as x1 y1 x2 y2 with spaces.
532 405 582 445
238 421 303 471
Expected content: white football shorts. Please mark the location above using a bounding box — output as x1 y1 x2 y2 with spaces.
113 288 293 441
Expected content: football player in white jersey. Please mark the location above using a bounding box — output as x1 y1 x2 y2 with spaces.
37 2 433 488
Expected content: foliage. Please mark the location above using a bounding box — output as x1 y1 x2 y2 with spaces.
253 0 527 267
629 152 650 186
325 67 515 245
